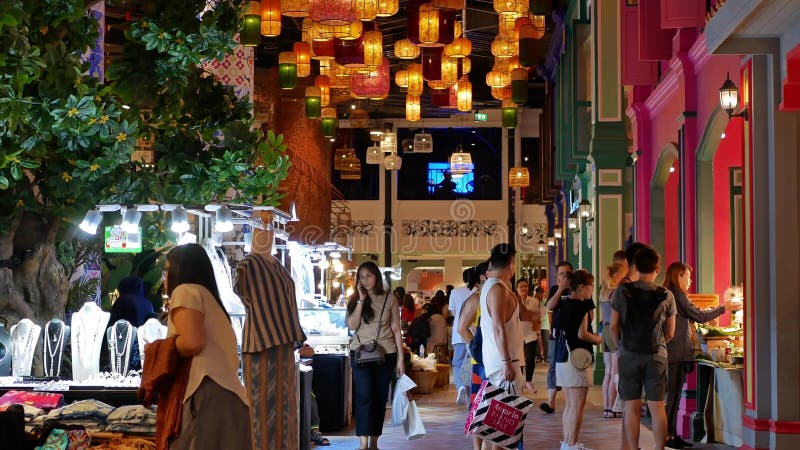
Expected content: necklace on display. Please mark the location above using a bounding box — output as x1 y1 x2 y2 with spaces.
11 320 37 377
74 308 103 374
109 322 132 376
44 321 65 378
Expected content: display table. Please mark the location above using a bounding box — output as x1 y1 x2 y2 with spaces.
0 384 139 407
695 361 743 447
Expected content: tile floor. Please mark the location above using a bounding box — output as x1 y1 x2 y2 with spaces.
322 366 736 450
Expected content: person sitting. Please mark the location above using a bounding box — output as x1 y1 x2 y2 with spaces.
406 305 432 355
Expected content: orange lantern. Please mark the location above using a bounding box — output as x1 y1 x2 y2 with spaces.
441 56 460 85
281 0 310 17
493 0 521 17
330 20 362 40
461 57 471 74
376 0 399 16
499 14 517 40
294 41 312 77
444 36 471 58
456 79 472 112
427 79 449 90
394 39 420 59
260 0 281 36
354 0 378 21
301 17 313 42
407 63 424 96
315 75 331 106
319 59 331 76
486 70 510 88
362 30 383 67
532 14 546 38
395 69 409 88
491 37 516 58
406 95 421 121
418 3 440 45
432 0 465 9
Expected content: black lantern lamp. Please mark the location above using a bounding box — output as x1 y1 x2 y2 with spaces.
719 73 749 120
578 199 592 219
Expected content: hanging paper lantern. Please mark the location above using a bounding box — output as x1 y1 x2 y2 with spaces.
508 166 530 187
493 0 521 17
349 108 371 127
444 36 471 58
531 15 546 38
514 15 532 40
395 69 409 88
278 52 297 89
354 0 378 21
493 57 511 73
362 30 382 67
491 37 516 58
261 0 281 36
498 14 518 41
381 131 397 153
335 21 363 40
454 20 462 39
384 153 402 170
394 39 420 60
310 0 358 26
440 56 461 85
427 79 448 90
312 38 336 60
450 150 472 174
319 59 331 76
242 2 262 46
350 58 390 98
305 86 322 118
321 108 338 138
491 85 512 100
294 41 312 77
502 106 517 129
311 20 330 40
461 57 471 74
430 86 457 108
486 70 510 88
376 0 399 16
406 95 421 122
407 63 424 96
329 62 351 87
366 145 384 164
422 46 443 81
281 0 310 17
335 36 366 67
432 0 464 9
508 55 522 72
456 79 472 112
315 75 331 106
511 67 528 105
518 23 542 67
418 3 440 45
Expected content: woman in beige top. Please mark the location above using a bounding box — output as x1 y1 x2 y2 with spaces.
346 261 404 450
163 243 252 450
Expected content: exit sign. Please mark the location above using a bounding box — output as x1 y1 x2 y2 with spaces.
474 112 488 122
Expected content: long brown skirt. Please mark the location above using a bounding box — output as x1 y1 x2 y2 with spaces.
169 377 252 450
243 344 298 450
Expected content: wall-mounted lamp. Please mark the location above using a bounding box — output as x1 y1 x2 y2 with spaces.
520 224 530 235
567 213 579 230
719 73 749 120
547 236 556 247
627 149 642 167
537 240 546 253
554 229 563 239
669 165 676 173
578 199 592 219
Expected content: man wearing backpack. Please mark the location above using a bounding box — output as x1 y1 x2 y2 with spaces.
610 246 676 450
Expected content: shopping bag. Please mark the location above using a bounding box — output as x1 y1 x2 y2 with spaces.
403 400 426 440
467 381 534 449
464 379 490 434
392 375 417 426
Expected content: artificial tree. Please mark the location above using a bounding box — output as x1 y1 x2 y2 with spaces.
0 0 290 326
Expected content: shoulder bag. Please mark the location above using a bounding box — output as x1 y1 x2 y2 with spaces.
354 293 389 367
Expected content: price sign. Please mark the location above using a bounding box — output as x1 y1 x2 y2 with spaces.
104 226 142 254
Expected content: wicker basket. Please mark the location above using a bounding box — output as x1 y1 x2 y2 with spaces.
408 370 438 394
434 364 451 387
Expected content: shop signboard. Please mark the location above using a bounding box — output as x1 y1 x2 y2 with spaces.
687 293 719 311
104 226 142 253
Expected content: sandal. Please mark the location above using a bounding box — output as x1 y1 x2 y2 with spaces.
603 409 613 418
612 411 623 418
311 430 330 446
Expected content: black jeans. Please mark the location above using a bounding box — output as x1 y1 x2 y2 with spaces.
666 362 688 436
523 340 539 382
351 352 397 437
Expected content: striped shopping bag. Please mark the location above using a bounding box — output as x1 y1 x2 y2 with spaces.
466 380 534 449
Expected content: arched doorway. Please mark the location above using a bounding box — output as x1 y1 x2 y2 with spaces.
650 143 679 271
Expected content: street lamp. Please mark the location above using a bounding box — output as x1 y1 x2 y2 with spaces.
719 72 749 120
578 199 592 219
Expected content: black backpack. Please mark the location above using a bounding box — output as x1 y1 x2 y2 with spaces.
620 284 669 353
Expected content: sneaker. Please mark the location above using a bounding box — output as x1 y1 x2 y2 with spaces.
676 437 693 448
456 386 468 405
574 444 594 450
664 437 684 449
559 442 572 450
539 402 555 414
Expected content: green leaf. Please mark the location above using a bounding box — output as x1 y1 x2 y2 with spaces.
0 13 18 27
10 164 22 180
0 175 8 190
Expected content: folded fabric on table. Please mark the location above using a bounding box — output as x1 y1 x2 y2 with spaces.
106 405 157 426
2 403 45 421
45 399 115 422
105 423 156 435
89 437 156 450
0 390 64 410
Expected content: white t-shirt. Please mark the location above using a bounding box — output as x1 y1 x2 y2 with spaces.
519 296 539 343
448 285 475 345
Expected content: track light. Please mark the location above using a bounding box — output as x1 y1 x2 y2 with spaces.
121 208 142 233
171 206 190 233
79 210 103 234
215 205 233 232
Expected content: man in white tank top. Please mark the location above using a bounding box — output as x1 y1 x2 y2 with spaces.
480 244 525 398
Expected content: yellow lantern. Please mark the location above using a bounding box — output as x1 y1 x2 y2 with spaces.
376 0 399 16
454 21 463 39
441 56 460 85
427 79 449 90
301 17 313 42
499 14 518 40
354 0 378 21
406 95 421 121
419 3 440 45
407 63 423 96
395 69 409 88
508 167 530 187
444 36 471 58
532 14 546 39
315 75 331 106
486 70 510 88
493 0 521 17
491 37 516 58
330 20 362 40
432 0 465 9
319 59 331 76
461 57 471 74
362 30 383 67
281 0 310 17
294 41 312 77
260 0 281 36
394 39 420 59
456 79 472 112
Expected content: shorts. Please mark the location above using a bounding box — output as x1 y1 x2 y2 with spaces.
486 367 524 395
555 362 593 388
617 349 668 401
601 326 617 353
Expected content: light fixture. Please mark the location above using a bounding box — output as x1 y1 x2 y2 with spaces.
330 251 342 259
520 224 529 235
171 206 190 233
79 210 103 234
547 236 555 247
537 240 546 253
719 72 749 120
241 1 262 46
121 208 142 233
669 165 676 173
319 259 330 270
215 205 234 232
554 229 563 239
568 213 579 230
384 153 402 170
721 132 726 139
332 280 341 288
366 145 383 164
243 226 253 253
579 199 592 219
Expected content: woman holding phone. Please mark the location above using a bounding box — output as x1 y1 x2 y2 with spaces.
345 261 404 450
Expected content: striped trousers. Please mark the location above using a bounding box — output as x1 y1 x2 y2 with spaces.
243 344 298 450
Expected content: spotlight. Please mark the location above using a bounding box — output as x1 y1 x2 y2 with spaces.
215 205 233 232
171 206 190 233
79 210 103 234
121 208 142 233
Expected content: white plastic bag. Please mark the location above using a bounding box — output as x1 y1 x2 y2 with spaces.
392 374 417 426
403 400 426 440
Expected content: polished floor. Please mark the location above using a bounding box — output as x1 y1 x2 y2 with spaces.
323 365 736 450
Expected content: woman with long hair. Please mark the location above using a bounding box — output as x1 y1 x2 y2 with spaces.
662 262 739 449
162 244 251 449
345 261 404 450
400 293 417 324
555 270 602 450
600 262 626 418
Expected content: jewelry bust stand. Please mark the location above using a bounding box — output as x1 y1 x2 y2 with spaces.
137 318 167 366
106 320 135 376
71 302 110 382
43 319 70 378
11 319 42 377
0 320 11 376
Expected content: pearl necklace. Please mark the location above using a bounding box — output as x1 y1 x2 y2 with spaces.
108 321 132 376
43 321 66 378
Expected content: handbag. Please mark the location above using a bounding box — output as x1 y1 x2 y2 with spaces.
354 293 389 367
567 342 593 371
552 331 569 363
467 380 534 449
